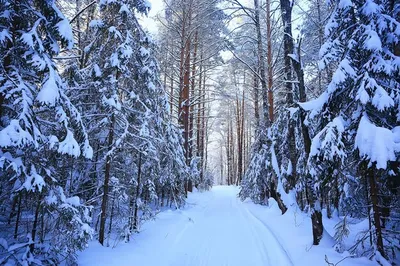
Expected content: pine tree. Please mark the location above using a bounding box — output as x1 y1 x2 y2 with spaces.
301 0 400 260
0 0 93 264
62 0 191 245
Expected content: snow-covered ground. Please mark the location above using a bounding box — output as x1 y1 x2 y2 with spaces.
79 186 378 266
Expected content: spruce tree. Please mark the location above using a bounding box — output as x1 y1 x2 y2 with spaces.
0 0 93 264
301 0 400 259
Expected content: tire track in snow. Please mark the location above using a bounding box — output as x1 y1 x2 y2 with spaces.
241 204 294 266
234 197 272 265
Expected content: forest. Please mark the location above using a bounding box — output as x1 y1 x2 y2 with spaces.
0 0 399 265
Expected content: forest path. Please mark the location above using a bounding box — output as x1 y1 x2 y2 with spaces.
79 186 293 266
164 186 293 266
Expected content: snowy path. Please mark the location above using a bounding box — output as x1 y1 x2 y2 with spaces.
79 186 293 266
164 186 293 266
79 186 376 266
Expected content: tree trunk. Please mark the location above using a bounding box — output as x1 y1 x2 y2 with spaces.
316 0 323 92
107 192 116 247
30 195 42 252
204 93 209 179
99 113 115 245
254 0 269 127
311 208 323 245
196 48 203 183
236 94 242 184
270 181 288 214
280 0 297 190
266 0 274 122
13 194 22 239
368 166 385 257
178 6 192 194
189 31 198 171
133 152 143 231
200 65 206 183
226 117 231 185
253 71 260 131
170 41 175 116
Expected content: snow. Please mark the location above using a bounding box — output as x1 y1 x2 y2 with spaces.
371 86 394 111
356 84 370 105
49 135 59 149
89 19 104 28
45 192 58 205
361 0 381 16
328 59 356 94
22 165 45 192
83 139 94 159
0 120 34 147
56 18 74 50
363 26 382 51
299 58 356 118
338 0 353 9
78 187 377 266
298 91 328 119
37 66 60 106
108 26 122 40
58 130 81 157
102 95 122 110
119 4 130 14
110 52 120 67
310 116 346 161
140 46 150 57
144 0 152 9
286 161 293 175
0 29 11 43
93 64 102 77
355 115 398 169
288 107 298 118
66 196 81 207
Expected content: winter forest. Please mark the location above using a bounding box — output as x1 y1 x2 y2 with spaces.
0 0 399 265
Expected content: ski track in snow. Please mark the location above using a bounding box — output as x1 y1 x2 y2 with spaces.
164 186 293 266
79 186 294 266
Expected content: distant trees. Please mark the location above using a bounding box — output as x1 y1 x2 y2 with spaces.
157 0 226 192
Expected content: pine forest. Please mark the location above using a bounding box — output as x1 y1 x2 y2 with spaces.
0 0 399 265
